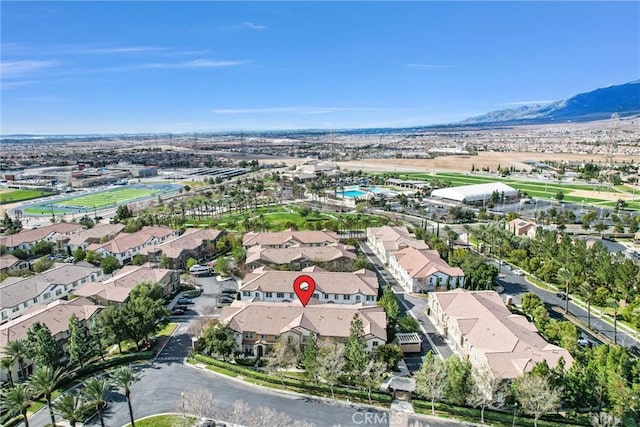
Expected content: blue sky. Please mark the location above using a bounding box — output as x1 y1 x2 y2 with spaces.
1 1 638 134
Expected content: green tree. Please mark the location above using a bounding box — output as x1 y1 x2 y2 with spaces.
78 215 95 229
1 357 15 387
266 336 300 386
72 247 86 262
186 257 199 270
85 250 103 266
83 377 110 427
521 293 544 319
114 205 133 223
25 322 63 368
555 191 565 202
159 253 169 268
112 366 139 427
444 355 473 405
29 365 69 427
131 254 146 266
415 352 447 415
317 341 346 398
100 255 120 274
123 282 168 349
377 285 400 331
32 240 54 256
0 383 32 427
68 314 95 368
556 267 574 314
344 314 369 386
302 332 319 380
362 359 387 403
5 338 28 382
215 256 231 276
33 256 54 273
374 344 404 371
55 392 85 427
397 316 420 333
202 322 235 360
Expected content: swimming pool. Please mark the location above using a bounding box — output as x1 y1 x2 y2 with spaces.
338 189 367 198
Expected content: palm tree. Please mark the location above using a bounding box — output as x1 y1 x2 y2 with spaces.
1 357 14 387
606 296 620 344
0 383 33 427
556 268 573 315
55 392 85 427
29 365 69 427
83 377 110 427
112 366 138 427
5 339 28 382
579 280 596 330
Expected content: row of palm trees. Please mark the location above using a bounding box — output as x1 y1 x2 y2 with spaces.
1 365 137 427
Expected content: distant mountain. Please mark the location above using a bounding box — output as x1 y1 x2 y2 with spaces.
460 80 640 125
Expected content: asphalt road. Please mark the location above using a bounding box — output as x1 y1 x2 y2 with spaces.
496 263 640 348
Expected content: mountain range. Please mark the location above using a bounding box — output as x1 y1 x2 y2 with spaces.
460 80 640 126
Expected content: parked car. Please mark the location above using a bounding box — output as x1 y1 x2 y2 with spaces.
629 345 640 358
190 264 211 276
218 296 235 303
174 304 188 310
555 292 569 300
172 308 186 315
513 269 525 276
220 288 237 295
177 298 194 305
577 337 591 347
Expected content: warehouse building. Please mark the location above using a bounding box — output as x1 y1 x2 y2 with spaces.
430 182 518 205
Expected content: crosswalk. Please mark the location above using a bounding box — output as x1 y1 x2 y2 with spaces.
155 356 184 362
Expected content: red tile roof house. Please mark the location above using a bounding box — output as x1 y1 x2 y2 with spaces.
88 226 179 265
0 222 84 253
220 300 387 357
366 226 429 264
0 297 101 382
0 253 29 274
58 223 125 252
240 266 379 305
388 247 465 293
140 228 225 270
74 265 180 306
427 289 573 381
244 242 356 270
242 230 340 249
0 262 103 324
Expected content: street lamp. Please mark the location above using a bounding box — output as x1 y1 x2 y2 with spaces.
181 391 185 420
512 402 518 427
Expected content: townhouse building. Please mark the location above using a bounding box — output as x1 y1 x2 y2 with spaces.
88 226 178 265
0 222 84 253
242 230 340 249
389 247 465 293
366 226 428 264
141 228 224 270
244 243 356 271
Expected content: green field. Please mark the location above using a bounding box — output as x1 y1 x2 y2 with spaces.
23 185 170 215
0 188 53 205
391 171 638 209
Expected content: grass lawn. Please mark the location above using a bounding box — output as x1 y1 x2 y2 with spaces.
125 414 194 427
0 188 53 204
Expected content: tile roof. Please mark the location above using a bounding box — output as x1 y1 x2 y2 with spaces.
0 222 84 248
432 289 573 379
140 228 223 258
240 268 379 296
0 297 101 356
66 223 125 246
0 263 102 308
245 243 356 265
392 247 464 278
242 230 339 247
0 254 21 270
220 300 387 341
369 226 429 252
90 226 176 255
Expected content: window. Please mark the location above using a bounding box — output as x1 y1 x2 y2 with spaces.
43 292 51 300
355 295 361 302
23 302 29 308
33 298 38 303
289 293 295 299
312 293 319 299
276 292 285 298
366 295 374 302
244 332 254 339
342 294 350 300
324 294 330 299
1 312 6 320
12 307 19 312
243 291 250 297
56 289 62 296
265 292 273 298
372 341 379 347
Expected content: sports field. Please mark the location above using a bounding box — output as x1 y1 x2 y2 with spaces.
392 172 638 210
0 188 54 205
23 184 181 216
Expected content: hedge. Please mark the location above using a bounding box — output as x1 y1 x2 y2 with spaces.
191 353 392 404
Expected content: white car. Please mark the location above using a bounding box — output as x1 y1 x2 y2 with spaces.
513 269 525 276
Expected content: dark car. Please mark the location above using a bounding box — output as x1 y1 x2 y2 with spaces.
172 308 186 315
174 304 188 310
218 296 235 303
220 288 237 295
555 292 569 300
177 298 194 305
629 345 640 358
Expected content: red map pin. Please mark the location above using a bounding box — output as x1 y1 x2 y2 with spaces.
293 275 316 307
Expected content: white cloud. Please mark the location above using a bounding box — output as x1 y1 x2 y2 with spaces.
405 63 457 69
143 59 249 69
240 22 267 30
1 60 60 77
1 80 36 90
498 100 554 106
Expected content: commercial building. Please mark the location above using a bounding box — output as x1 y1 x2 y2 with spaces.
430 182 518 205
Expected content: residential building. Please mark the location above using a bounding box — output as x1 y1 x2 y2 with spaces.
0 222 84 253
240 266 379 305
61 223 125 252
366 226 429 264
220 300 387 357
0 254 29 274
141 228 224 269
244 243 356 270
389 247 465 293
427 289 573 380
88 226 179 265
242 229 339 249
0 263 103 324
74 265 180 306
0 297 101 383
507 218 538 238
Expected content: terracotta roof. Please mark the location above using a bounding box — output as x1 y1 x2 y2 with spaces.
0 297 101 356
0 223 84 248
240 268 379 296
103 265 176 289
432 289 573 379
392 247 464 278
369 226 429 252
243 230 339 247
0 263 102 308
66 223 125 246
0 254 21 270
220 300 386 342
90 226 176 255
245 243 356 265
140 228 223 258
